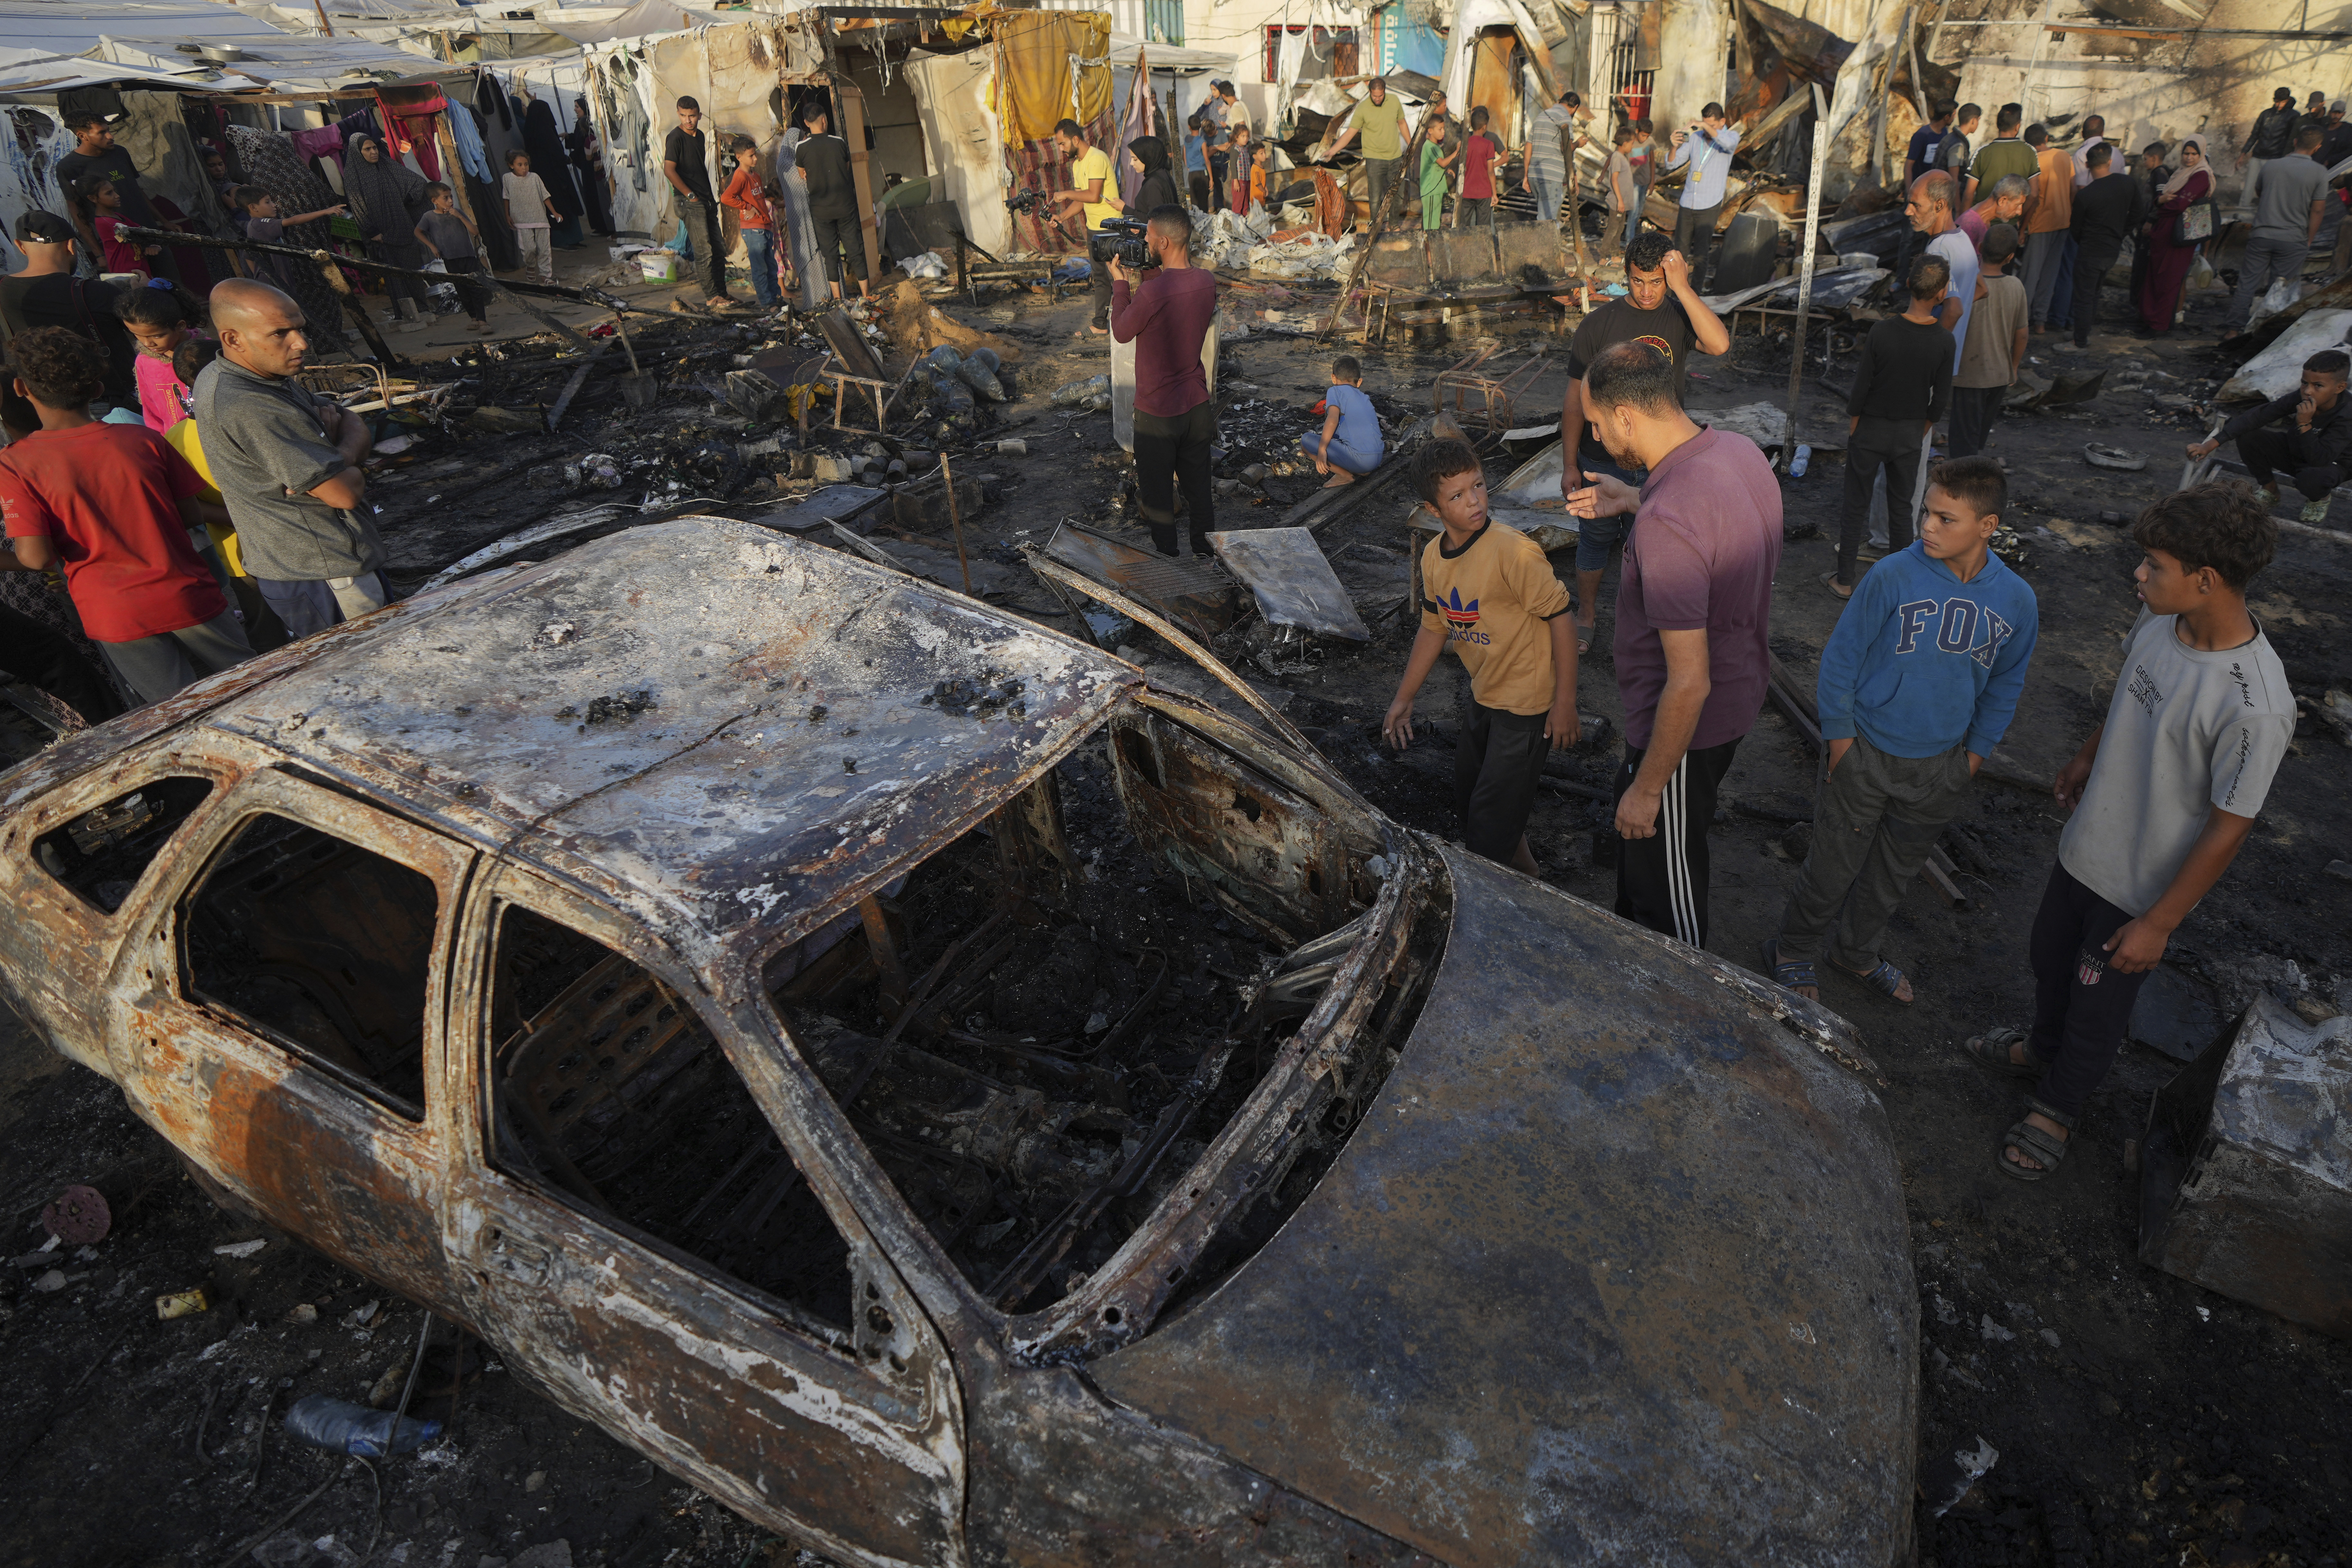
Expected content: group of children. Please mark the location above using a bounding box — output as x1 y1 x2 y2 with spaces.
1382 352 2292 1183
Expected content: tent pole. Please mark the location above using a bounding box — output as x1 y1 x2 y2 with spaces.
836 74 883 292
1780 81 1830 475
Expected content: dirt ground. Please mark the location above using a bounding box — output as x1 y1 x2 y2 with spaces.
3 252 2348 1568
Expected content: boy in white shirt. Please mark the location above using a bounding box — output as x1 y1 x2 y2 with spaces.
502 150 559 283
1965 482 2294 1181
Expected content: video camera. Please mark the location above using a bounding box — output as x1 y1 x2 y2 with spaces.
1005 187 1047 216
1089 215 1155 270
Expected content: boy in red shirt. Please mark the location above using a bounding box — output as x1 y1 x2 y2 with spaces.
1455 106 1505 229
717 133 781 312
0 327 251 704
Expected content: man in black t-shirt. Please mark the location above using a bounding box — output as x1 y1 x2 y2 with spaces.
793 102 863 302
54 113 183 285
659 97 731 303
0 211 135 407
1555 231 1730 650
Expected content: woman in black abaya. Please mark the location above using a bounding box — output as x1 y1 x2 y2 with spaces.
568 96 614 238
522 97 587 249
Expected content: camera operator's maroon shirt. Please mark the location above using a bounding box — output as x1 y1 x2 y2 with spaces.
1111 267 1217 416
1613 425 1782 751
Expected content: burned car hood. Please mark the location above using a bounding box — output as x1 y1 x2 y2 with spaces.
1090 845 1915 1567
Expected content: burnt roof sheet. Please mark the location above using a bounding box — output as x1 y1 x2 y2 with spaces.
201 517 1138 953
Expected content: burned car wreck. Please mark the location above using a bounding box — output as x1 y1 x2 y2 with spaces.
0 518 1916 1567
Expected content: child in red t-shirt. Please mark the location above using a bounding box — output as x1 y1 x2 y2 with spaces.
717 133 781 312
77 174 156 280
0 327 251 705
1455 106 1505 229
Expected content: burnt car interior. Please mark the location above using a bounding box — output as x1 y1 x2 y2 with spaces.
485 905 855 1341
749 701 1446 1325
182 814 438 1122
33 777 215 913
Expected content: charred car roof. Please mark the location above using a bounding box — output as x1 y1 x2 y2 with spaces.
165 520 1139 953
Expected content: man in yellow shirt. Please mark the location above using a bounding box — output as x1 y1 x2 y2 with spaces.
1053 118 1119 338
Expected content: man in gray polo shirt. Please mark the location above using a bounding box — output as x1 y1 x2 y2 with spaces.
2229 124 2329 335
193 279 385 639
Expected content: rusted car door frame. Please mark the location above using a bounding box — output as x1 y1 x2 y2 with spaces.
443 858 969 1568
116 761 478 1314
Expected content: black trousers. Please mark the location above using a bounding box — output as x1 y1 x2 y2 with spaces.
2026 863 2153 1121
2071 246 2119 346
442 255 490 322
812 212 860 289
1674 202 1722 288
2239 426 2343 500
1088 268 1113 330
1456 701 1549 863
1189 172 1212 212
0 602 122 723
1134 398 1215 556
1838 418 1923 585
1614 735 1741 948
1947 384 2005 459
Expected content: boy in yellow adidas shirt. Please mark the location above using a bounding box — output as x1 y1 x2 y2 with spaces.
1382 436 1580 874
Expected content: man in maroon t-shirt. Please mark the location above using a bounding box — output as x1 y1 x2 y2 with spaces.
0 327 250 705
1568 340 1781 947
1110 205 1219 557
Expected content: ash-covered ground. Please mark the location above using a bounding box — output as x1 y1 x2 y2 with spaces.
3 257 2348 1568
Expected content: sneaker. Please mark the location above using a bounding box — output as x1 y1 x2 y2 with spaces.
2301 496 2332 525
2255 482 2281 509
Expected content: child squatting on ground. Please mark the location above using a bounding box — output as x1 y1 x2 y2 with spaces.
1766 456 2039 1004
1382 437 1580 876
1301 355 1386 488
1963 481 2295 1181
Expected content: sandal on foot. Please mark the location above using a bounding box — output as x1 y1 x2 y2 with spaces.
1760 937 1816 995
1963 1026 2043 1079
1821 570 1853 600
1998 1099 2076 1182
1843 957 1911 1002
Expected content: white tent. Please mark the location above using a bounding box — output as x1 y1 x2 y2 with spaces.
546 0 730 47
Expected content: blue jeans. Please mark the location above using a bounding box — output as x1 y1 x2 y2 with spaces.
1302 430 1380 474
1573 449 1644 573
1621 206 1639 250
741 226 780 308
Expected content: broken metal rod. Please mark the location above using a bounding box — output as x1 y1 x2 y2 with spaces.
939 453 974 593
117 225 666 317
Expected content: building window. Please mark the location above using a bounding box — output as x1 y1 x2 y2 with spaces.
1145 0 1182 45
1262 25 1358 83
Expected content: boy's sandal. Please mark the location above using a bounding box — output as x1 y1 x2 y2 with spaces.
1962 1026 2043 1080
1845 958 1911 1003
1820 571 1853 600
1759 937 1816 995
1997 1099 2077 1182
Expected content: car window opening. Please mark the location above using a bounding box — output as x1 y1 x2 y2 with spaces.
764 707 1444 1329
183 814 436 1122
486 904 854 1339
32 776 215 913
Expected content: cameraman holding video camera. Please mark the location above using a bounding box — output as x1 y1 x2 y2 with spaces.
1051 119 1119 337
1110 205 1218 558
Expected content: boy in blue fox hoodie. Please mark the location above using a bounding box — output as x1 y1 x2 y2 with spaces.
1764 455 2037 1003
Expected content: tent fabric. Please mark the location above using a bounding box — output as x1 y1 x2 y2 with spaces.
994 10 1111 147
903 45 1007 255
116 89 235 266
546 0 722 47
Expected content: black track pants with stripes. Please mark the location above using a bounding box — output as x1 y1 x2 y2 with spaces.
1613 737 1742 949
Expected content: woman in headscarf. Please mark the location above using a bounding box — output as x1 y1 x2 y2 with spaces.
1123 135 1183 218
2134 139 2211 336
568 96 613 238
341 133 434 328
523 97 587 249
